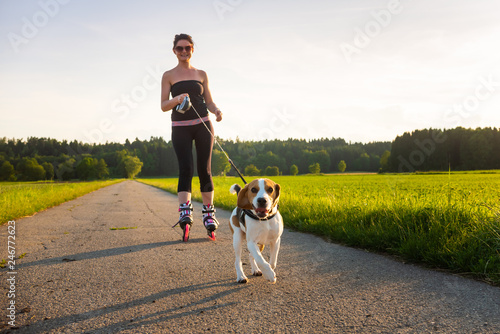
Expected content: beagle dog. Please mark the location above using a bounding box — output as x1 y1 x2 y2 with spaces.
229 178 283 284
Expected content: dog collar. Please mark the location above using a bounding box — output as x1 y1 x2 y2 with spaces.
243 206 279 221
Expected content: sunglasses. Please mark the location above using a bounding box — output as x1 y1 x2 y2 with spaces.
175 45 192 52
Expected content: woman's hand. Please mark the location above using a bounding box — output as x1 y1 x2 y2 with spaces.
215 108 223 122
176 93 189 105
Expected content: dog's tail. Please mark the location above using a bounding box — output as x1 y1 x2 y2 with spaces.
230 184 241 195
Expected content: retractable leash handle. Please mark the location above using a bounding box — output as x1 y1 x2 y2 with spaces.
175 95 192 114
186 96 248 185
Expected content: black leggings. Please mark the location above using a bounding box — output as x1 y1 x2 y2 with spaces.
172 121 214 193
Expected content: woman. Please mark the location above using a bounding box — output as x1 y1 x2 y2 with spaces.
161 33 223 242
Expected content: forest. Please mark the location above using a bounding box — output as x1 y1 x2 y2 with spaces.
387 127 500 172
0 127 498 181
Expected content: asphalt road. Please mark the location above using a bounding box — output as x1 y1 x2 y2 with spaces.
1 180 499 333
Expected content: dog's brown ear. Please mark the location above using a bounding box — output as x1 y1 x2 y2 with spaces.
273 183 281 207
237 184 253 210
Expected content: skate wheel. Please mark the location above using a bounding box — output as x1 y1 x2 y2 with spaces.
182 225 190 242
208 231 216 241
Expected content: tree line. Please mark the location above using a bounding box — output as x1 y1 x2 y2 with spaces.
0 138 147 181
0 126 498 181
385 127 500 172
211 137 390 176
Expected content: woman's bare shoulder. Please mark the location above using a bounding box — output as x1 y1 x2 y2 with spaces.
162 68 178 83
162 69 172 77
196 69 208 82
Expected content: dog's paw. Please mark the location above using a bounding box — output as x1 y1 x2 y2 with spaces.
236 274 248 284
262 267 276 283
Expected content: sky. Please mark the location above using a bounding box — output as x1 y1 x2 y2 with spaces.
1 0 499 145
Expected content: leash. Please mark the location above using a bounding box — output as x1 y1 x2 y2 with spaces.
187 100 248 185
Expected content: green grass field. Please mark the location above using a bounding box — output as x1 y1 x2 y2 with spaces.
0 180 123 223
139 172 500 285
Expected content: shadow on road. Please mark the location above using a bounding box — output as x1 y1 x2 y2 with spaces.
16 279 242 333
17 241 182 269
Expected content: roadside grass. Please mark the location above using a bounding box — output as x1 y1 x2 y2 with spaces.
0 180 123 224
110 226 137 230
138 173 500 285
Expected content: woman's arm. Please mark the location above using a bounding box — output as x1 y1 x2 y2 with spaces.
201 71 222 122
160 71 187 112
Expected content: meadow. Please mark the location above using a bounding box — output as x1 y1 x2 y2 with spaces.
0 180 123 224
139 172 500 285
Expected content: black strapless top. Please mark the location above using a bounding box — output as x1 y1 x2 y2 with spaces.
170 80 209 121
